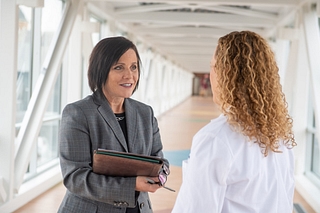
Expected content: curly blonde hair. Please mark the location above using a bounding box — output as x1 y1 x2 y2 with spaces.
214 31 296 156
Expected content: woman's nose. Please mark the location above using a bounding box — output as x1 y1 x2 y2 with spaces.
123 68 133 78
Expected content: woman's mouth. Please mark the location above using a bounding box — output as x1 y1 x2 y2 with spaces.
120 83 133 87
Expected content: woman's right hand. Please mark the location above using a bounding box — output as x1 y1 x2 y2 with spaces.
135 176 161 193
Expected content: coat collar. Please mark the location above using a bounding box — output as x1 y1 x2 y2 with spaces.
92 90 137 152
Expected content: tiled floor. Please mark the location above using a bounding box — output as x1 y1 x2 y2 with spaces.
14 96 315 213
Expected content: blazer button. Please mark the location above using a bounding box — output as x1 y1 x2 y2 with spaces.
139 202 145 209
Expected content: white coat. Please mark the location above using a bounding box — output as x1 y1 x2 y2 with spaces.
172 114 295 213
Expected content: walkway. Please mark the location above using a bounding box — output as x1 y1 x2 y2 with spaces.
14 96 315 213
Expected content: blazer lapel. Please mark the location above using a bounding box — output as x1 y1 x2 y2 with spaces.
93 91 128 152
124 99 137 152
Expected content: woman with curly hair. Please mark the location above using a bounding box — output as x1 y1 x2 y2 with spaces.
172 31 296 213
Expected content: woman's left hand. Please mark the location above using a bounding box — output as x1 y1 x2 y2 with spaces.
135 176 161 193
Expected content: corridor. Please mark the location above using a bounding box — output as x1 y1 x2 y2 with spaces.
13 96 315 213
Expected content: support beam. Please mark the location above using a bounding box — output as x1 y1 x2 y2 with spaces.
85 0 300 7
16 0 44 7
116 11 275 28
0 0 18 203
81 21 100 33
277 27 300 40
131 26 239 38
67 1 84 103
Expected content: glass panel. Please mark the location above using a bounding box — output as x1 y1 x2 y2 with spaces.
16 6 33 124
37 119 60 167
40 0 64 66
37 72 61 167
45 72 61 115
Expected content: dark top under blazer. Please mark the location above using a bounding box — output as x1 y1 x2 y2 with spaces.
58 90 167 213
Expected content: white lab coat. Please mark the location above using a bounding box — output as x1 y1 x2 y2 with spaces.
172 114 295 213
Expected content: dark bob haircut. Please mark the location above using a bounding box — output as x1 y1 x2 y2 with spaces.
88 36 141 93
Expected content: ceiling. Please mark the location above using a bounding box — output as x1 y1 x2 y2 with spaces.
87 0 312 73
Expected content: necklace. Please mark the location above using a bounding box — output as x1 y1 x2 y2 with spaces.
115 112 125 122
116 116 125 121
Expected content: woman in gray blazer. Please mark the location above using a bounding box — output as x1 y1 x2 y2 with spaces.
58 36 169 213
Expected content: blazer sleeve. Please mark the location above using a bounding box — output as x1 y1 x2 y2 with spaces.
59 103 136 207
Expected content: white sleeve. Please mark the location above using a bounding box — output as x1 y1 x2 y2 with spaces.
172 133 233 213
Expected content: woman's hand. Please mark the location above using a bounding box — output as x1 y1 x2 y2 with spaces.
135 176 161 193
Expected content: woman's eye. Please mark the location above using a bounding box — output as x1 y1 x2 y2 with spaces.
131 65 137 71
114 66 122 70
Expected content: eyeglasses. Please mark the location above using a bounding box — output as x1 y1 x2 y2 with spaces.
147 165 175 192
158 164 170 185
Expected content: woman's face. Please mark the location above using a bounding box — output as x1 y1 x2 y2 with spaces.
103 48 139 102
210 52 220 105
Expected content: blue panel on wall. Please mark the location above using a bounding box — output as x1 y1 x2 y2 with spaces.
163 150 190 167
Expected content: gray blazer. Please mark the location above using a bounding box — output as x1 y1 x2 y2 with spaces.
58 91 167 213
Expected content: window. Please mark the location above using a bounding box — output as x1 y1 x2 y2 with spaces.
304 17 320 188
306 96 320 187
40 0 65 66
81 15 103 97
37 72 61 167
89 16 101 46
17 6 33 125
17 0 65 181
307 111 320 178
